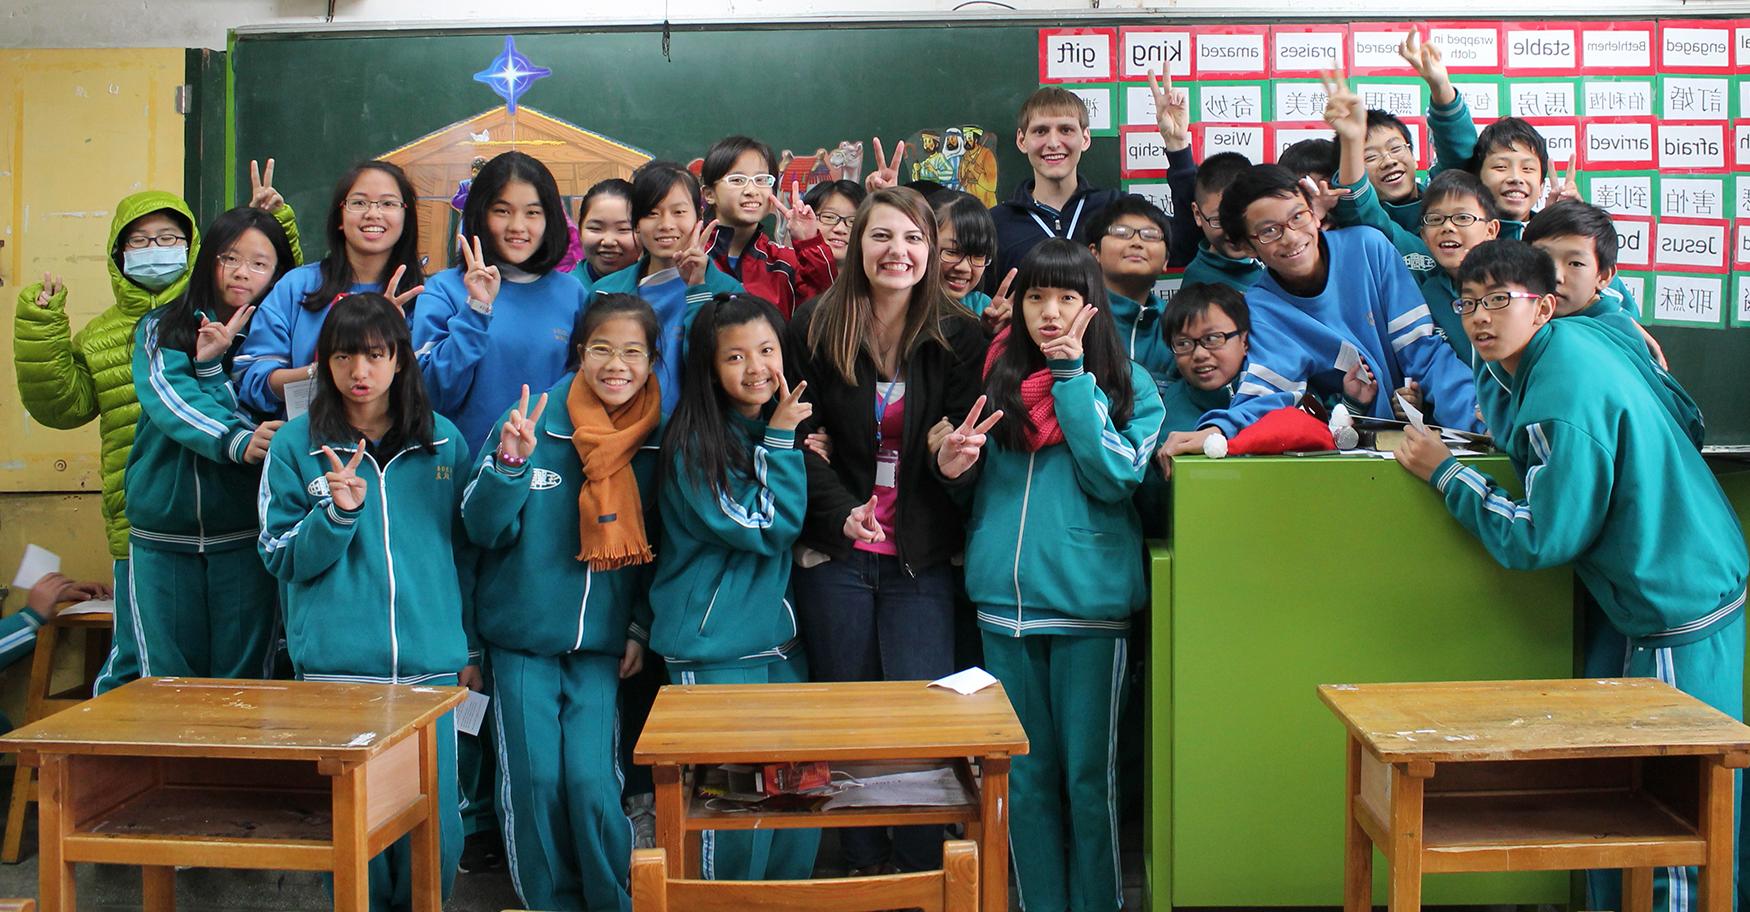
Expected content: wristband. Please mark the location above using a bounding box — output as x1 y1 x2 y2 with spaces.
468 297 493 316
496 449 528 468
306 363 316 380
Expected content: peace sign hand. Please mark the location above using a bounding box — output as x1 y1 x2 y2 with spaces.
865 137 906 192
1147 69 1191 152
675 219 716 287
458 233 501 308
1300 176 1346 224
936 395 1004 480
1038 304 1097 363
195 304 256 363
249 159 286 214
982 268 1017 332
1319 71 1367 144
768 374 813 432
1397 29 1455 104
496 383 549 461
842 496 886 544
1547 154 1582 204
771 181 821 242
320 441 370 512
384 264 426 315
34 273 64 309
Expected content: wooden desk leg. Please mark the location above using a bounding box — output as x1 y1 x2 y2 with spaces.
1624 867 1654 912
142 865 175 912
408 724 441 912
36 755 73 912
331 762 370 912
653 764 686 877
1387 761 1429 912
979 755 1012 912
1698 756 1735 912
1342 736 1372 912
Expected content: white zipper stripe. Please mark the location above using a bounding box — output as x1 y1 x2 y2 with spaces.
1013 452 1036 626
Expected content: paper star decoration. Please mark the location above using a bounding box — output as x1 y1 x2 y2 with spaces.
473 36 551 114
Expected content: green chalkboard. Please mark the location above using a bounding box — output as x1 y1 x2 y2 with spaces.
223 19 1750 446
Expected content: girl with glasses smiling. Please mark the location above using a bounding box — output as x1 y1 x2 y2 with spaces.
933 192 998 316
699 135 836 318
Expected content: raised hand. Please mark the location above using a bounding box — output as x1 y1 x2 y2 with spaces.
936 395 1004 480
245 419 285 465
1300 176 1346 223
771 181 821 242
497 383 549 461
675 219 715 287
1038 304 1096 363
320 440 370 511
1397 28 1455 105
385 264 426 315
1148 69 1191 152
865 137 906 192
34 273 63 308
982 268 1018 331
249 158 286 213
458 233 501 307
768 374 813 432
1547 154 1582 205
1343 361 1379 407
842 495 886 544
1320 71 1367 144
195 304 256 363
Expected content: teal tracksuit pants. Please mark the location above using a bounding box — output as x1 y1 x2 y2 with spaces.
94 558 138 694
981 631 1128 912
116 543 277 681
668 653 820 881
490 647 632 912
1582 605 1744 912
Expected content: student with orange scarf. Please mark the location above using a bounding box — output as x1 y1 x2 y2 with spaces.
460 294 663 912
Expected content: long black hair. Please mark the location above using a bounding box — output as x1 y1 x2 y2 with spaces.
661 292 786 495
302 161 423 312
457 151 569 274
565 293 661 372
142 206 293 357
985 238 1134 452
308 293 436 455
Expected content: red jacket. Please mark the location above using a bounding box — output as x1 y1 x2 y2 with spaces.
707 226 836 319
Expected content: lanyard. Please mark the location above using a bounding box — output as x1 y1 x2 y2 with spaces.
1027 196 1087 243
874 377 902 451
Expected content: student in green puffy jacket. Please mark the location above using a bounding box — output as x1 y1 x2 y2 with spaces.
14 165 300 691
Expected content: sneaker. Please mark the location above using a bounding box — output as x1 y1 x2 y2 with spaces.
626 793 656 850
458 831 505 873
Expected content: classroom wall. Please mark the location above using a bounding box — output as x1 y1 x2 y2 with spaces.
3 0 1741 51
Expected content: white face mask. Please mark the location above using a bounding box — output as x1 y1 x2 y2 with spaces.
122 245 189 291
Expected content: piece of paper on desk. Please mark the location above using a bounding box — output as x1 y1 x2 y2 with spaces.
1395 392 1426 432
1335 341 1362 374
455 690 490 736
60 599 115 617
11 544 60 590
822 767 967 810
929 667 998 695
283 377 315 421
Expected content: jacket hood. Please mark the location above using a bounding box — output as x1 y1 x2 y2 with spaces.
107 190 200 314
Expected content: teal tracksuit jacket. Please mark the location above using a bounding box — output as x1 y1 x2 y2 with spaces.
459 372 657 912
1377 93 1480 233
648 414 805 668
1179 242 1261 293
589 257 742 418
967 359 1165 637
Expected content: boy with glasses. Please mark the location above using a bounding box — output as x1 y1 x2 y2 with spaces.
1395 239 1745 912
1085 195 1177 388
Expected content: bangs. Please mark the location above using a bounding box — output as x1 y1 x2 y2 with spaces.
319 293 408 358
1014 240 1098 300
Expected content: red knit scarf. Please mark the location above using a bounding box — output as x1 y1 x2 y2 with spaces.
983 325 1064 451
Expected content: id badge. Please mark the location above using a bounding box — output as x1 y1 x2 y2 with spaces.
874 449 898 488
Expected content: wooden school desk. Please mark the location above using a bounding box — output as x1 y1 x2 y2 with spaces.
0 677 466 912
633 680 1028 912
1320 678 1750 912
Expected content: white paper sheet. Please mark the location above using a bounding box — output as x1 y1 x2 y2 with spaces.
822 767 968 809
1335 340 1362 374
929 667 998 695
60 598 115 617
283 377 315 420
454 690 490 736
1395 392 1427 432
11 544 60 590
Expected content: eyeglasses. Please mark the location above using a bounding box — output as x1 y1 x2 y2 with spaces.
1362 142 1413 166
817 212 855 229
583 343 652 365
1169 330 1245 354
1248 208 1315 244
218 253 275 275
1106 225 1165 242
342 198 407 213
1452 291 1542 315
719 173 777 190
1421 212 1486 228
1194 206 1222 229
940 247 992 268
122 233 188 249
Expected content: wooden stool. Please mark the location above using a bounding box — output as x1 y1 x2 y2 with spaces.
2 609 112 864
1321 678 1750 912
631 839 978 911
